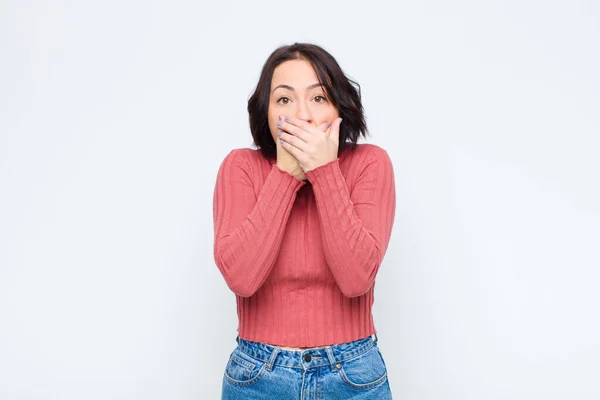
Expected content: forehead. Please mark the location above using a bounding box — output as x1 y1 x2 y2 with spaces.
271 59 319 85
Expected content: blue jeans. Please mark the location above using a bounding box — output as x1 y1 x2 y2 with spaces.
221 333 393 399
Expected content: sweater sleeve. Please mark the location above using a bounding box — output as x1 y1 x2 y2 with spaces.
304 146 396 298
213 149 306 297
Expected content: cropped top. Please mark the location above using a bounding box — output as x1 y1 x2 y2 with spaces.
212 143 396 347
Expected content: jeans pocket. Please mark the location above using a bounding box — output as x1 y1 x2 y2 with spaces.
223 348 268 387
337 345 388 390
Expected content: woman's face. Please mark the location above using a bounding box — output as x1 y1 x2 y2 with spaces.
268 59 339 143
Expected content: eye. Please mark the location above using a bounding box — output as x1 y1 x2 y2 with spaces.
314 95 328 103
276 97 290 105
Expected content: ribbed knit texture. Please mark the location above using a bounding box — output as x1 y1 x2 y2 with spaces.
213 143 396 347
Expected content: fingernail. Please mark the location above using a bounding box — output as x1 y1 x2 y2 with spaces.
277 129 282 137
277 119 282 126
285 116 290 121
326 122 330 128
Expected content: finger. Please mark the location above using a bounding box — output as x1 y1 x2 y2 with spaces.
276 130 292 155
282 116 322 137
280 131 310 153
329 117 342 142
279 120 310 142
279 138 305 162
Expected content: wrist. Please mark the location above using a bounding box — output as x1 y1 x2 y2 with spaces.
275 164 305 181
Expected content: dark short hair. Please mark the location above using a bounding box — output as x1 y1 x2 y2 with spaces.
247 43 368 161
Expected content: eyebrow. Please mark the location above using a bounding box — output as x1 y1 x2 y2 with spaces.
272 83 323 94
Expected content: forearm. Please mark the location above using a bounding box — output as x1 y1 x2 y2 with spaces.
214 163 305 297
305 155 395 298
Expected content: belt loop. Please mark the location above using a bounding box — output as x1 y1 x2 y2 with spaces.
325 347 340 372
236 335 240 344
265 347 281 371
372 333 378 343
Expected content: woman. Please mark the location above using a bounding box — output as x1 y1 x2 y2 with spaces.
213 42 396 399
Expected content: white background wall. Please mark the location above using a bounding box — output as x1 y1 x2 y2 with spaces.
1 1 598 399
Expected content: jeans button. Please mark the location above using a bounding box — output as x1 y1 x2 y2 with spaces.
303 353 312 362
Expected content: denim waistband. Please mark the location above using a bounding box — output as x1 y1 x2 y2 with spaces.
235 333 378 372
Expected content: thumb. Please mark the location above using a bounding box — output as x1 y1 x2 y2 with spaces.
330 117 342 141
318 121 329 132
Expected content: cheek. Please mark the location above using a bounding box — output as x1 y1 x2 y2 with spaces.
318 105 338 119
268 106 279 132
268 121 278 142
268 112 284 139
269 118 277 135
328 107 340 118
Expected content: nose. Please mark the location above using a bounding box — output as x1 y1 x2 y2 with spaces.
295 99 313 124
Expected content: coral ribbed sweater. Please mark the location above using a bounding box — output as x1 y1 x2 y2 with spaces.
213 143 396 347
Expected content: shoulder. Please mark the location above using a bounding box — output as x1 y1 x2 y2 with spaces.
217 147 269 179
344 144 394 189
342 143 393 169
216 148 250 176
219 147 262 166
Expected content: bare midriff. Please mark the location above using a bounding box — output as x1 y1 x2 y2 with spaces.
278 345 308 350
